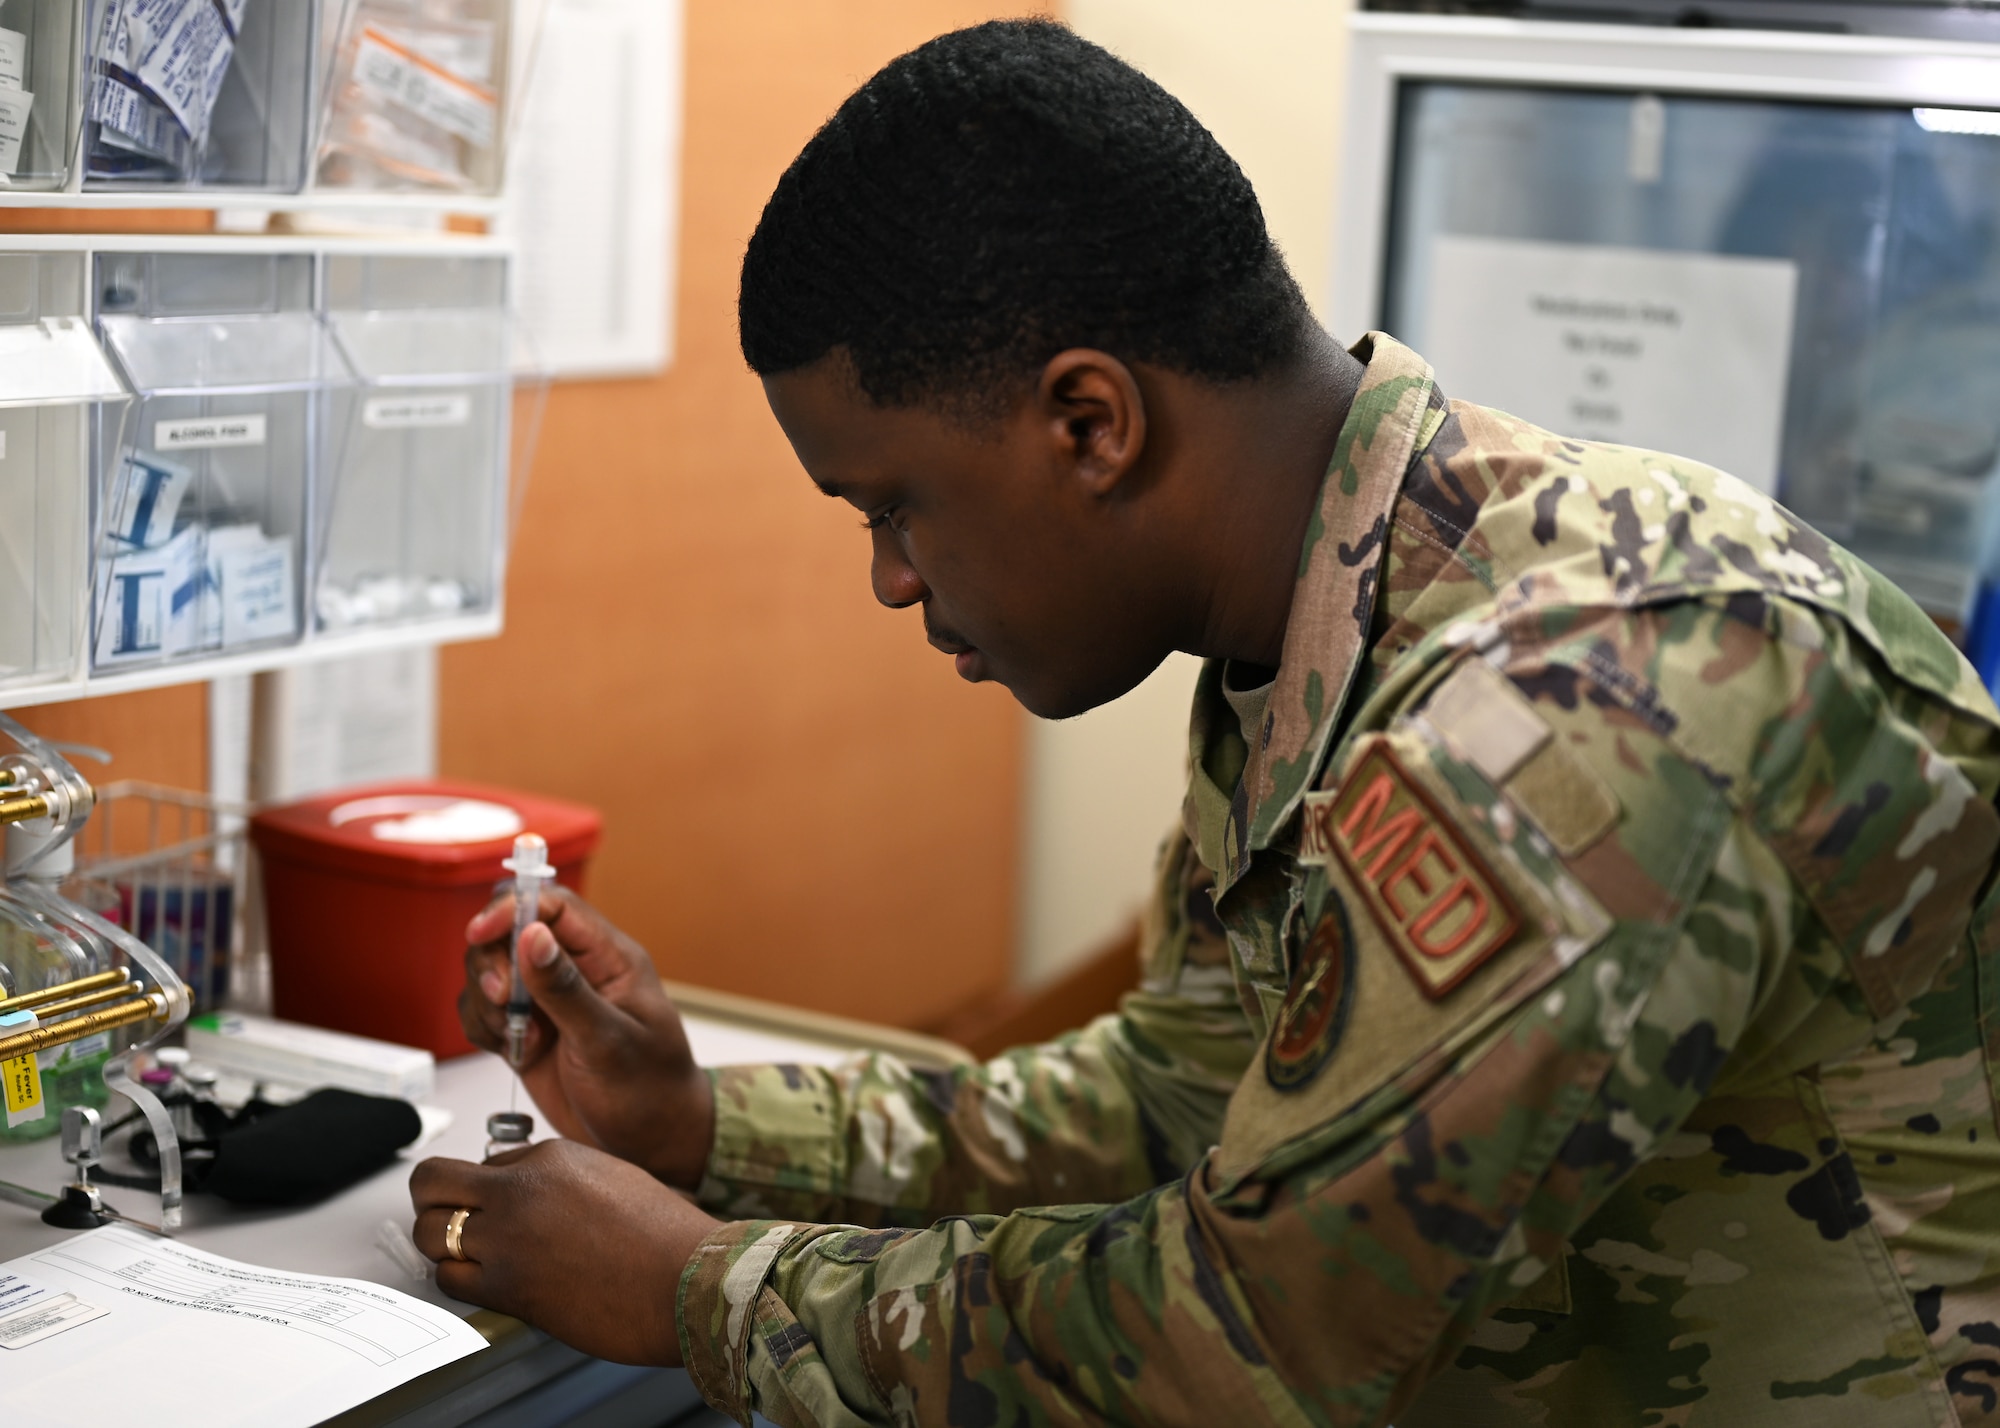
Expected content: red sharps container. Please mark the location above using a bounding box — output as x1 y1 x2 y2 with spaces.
251 780 602 1057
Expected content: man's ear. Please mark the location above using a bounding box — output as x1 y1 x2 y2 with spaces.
1036 349 1147 499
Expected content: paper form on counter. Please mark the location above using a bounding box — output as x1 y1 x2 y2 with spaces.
0 1225 486 1428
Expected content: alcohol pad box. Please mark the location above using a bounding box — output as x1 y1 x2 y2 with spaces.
207 523 296 647
95 525 202 665
107 454 191 549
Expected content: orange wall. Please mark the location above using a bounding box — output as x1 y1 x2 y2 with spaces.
10 687 208 794
437 2 1040 1029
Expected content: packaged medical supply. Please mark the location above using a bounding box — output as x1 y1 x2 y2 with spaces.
86 0 250 183
106 453 192 549
0 26 35 176
185 1012 435 1102
94 523 202 666
316 574 469 630
94 517 296 666
317 0 506 193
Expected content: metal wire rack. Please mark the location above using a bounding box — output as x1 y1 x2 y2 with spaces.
65 780 268 1016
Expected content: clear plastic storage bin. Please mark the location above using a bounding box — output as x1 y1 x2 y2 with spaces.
82 0 316 191
315 0 511 195
0 251 127 690
0 1 84 191
317 252 508 634
90 251 337 672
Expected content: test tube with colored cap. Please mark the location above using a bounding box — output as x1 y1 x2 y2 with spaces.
500 834 551 1068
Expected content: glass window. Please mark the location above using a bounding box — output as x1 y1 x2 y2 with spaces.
1383 82 2000 617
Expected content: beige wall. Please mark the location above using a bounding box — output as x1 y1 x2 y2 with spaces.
1016 654 1201 985
1065 0 1351 314
1018 0 1353 985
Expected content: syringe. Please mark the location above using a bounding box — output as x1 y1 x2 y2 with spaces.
500 833 552 1069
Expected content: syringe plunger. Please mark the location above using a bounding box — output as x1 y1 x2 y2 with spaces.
503 834 550 879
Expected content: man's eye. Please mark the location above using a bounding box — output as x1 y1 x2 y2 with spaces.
860 508 897 531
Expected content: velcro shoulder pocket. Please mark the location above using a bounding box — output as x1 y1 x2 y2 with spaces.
1216 715 1612 1185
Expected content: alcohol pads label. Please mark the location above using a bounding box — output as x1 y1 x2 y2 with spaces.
364 393 471 429
155 414 266 450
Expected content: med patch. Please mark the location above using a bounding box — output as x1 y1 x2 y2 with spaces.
1311 742 1520 1000
1264 895 1356 1092
1218 727 1605 1182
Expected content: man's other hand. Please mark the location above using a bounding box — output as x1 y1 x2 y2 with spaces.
412 1142 718 1365
461 887 713 1189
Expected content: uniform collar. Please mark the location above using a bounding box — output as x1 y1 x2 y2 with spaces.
1193 332 1439 896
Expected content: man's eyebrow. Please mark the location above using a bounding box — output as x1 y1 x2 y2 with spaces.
814 480 846 500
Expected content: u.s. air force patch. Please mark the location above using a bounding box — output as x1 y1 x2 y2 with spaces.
1300 742 1520 1001
1264 895 1355 1091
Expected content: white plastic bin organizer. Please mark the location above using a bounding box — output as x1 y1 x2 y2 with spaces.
90 251 336 672
315 0 512 195
0 251 126 689
0 1 84 191
82 0 315 190
318 252 509 634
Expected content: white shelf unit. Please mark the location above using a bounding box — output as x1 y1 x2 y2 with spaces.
0 189 506 217
0 230 521 712
2 608 502 708
0 1 523 211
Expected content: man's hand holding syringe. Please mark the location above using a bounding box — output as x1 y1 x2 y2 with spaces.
407 871 724 1365
450 871 716 1191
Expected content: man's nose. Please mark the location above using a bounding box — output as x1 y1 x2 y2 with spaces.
870 523 929 609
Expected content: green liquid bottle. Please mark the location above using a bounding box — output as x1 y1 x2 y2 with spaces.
0 889 114 1144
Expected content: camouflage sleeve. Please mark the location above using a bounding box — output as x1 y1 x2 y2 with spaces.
674 600 2000 1427
695 831 1258 1226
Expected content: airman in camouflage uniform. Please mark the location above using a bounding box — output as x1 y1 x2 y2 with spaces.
675 333 2000 1426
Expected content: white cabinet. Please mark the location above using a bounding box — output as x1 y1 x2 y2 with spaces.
0 235 518 707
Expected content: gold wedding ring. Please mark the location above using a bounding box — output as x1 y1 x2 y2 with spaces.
445 1207 473 1262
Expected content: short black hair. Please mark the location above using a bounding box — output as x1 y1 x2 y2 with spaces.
738 19 1310 412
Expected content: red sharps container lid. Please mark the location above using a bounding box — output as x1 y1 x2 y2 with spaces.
250 779 603 888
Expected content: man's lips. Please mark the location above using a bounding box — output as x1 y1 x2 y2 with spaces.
926 629 984 681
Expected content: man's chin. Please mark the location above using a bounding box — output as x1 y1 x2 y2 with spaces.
1010 652 1177 722
1012 678 1114 723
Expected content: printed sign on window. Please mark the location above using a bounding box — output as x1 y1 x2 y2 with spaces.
1423 238 1798 494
